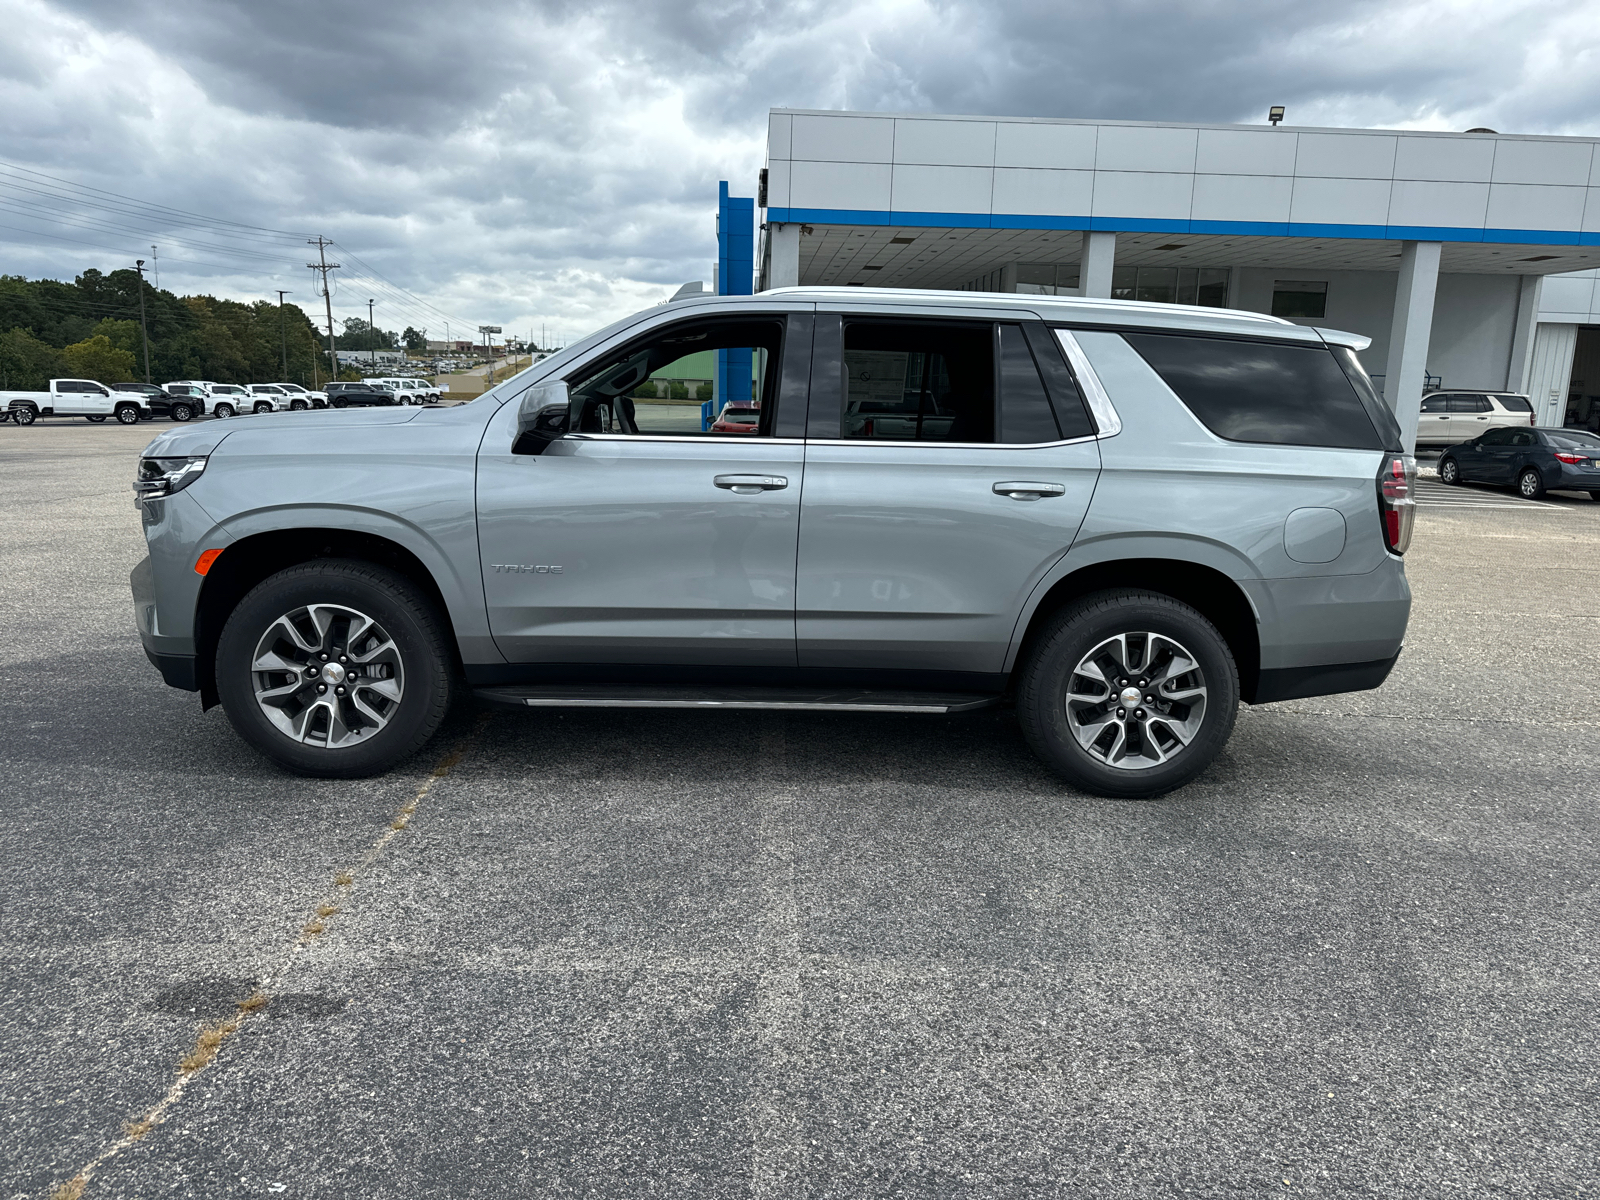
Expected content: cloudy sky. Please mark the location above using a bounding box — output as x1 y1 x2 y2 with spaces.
2 0 1597 343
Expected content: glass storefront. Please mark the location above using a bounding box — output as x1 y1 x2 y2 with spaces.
1111 267 1229 307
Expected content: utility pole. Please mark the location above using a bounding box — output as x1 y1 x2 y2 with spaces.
480 325 500 385
307 237 341 385
150 245 159 290
276 290 292 380
133 258 153 384
367 298 376 369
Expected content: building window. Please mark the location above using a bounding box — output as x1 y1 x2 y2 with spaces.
1111 267 1230 307
1015 264 1081 295
1271 280 1328 319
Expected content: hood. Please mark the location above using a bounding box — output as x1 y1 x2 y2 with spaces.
140 406 426 458
141 424 237 458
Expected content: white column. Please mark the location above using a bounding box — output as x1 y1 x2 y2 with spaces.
1080 231 1116 299
1382 241 1442 452
764 223 800 290
1505 274 1544 393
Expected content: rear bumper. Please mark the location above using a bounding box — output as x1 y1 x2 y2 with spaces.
1252 651 1401 704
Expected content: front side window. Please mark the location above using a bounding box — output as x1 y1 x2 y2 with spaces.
1124 332 1383 450
1421 395 1448 413
841 321 992 442
568 318 782 437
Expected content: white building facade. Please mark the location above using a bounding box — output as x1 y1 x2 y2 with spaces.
757 109 1600 444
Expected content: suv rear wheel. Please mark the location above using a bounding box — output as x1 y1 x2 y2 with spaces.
216 560 455 777
1017 590 1239 799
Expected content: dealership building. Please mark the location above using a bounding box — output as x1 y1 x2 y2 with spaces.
747 109 1600 445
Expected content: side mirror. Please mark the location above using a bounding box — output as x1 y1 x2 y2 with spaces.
513 379 570 455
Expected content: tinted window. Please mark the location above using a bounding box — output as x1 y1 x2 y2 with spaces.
1420 395 1448 413
1124 333 1383 450
1480 427 1514 445
1508 430 1536 447
1546 430 1600 449
1496 395 1533 413
997 324 1059 443
841 321 992 442
1330 346 1401 450
1448 396 1482 413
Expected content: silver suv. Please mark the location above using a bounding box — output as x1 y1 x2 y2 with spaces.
130 288 1414 798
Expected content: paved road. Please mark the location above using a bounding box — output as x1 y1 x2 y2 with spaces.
3 420 1598 1198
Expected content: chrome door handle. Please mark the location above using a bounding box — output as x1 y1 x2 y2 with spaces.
993 481 1067 501
714 474 788 494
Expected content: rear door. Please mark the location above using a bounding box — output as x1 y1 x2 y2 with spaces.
795 311 1100 677
1450 394 1493 441
477 307 814 665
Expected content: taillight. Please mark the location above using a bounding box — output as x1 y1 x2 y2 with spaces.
1554 451 1584 465
1377 454 1415 555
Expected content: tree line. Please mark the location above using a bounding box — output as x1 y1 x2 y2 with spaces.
0 269 408 390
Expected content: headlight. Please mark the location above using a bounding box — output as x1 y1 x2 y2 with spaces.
134 456 207 502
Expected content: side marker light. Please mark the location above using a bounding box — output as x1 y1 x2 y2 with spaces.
195 548 225 576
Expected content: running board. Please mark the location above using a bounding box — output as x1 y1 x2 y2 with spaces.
472 685 1000 714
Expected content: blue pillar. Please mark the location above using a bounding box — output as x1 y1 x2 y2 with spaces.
711 181 754 428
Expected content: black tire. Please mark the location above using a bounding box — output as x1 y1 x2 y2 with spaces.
1517 467 1545 500
1016 589 1239 799
170 403 194 422
290 399 308 411
215 560 456 778
1590 491 1600 501
213 403 235 419
13 406 35 426
115 404 140 424
86 414 108 423
332 397 349 408
1439 456 1461 485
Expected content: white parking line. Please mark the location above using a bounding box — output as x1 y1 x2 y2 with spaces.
1414 479 1562 510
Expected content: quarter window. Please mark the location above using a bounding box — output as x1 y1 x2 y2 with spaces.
1496 395 1534 413
1124 332 1384 450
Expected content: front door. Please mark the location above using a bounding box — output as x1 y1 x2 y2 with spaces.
1475 426 1519 483
796 315 1100 677
1419 393 1452 442
477 310 811 666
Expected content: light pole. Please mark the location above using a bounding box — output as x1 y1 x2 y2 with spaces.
368 299 376 369
133 259 153 384
276 290 291 380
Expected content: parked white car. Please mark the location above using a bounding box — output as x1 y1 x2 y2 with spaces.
1417 391 1536 446
246 384 295 413
206 383 255 416
270 382 328 409
3 378 145 425
364 376 440 403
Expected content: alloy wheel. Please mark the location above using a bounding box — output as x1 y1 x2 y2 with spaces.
1065 631 1208 770
250 603 405 748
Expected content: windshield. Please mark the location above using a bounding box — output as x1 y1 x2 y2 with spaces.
1548 430 1600 449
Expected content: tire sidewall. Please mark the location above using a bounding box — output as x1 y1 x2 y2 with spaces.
171 404 193 422
116 405 139 424
215 403 234 419
1440 457 1459 484
1519 469 1543 498
1018 591 1239 799
216 562 453 777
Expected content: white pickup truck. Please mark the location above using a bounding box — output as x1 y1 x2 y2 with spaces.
4 379 145 425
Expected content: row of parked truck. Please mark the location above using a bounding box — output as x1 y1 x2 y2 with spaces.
1 376 442 425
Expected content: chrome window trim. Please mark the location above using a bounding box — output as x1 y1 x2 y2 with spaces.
1053 329 1122 439
563 433 807 446
802 434 1099 450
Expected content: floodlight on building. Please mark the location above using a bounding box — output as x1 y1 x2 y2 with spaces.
1268 106 1285 126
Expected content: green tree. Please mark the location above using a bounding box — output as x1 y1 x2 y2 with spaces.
402 326 426 352
59 334 137 384
0 327 62 390
632 380 659 399
695 381 713 401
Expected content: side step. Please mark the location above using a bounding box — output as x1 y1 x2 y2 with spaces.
472 684 1000 714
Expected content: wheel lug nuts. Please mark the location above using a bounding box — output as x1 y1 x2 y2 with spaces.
1135 708 1146 719
317 684 327 694
336 686 345 695
1117 708 1126 718
1137 679 1146 687
339 656 348 664
320 653 329 661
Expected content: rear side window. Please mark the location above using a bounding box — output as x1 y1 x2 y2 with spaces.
1123 333 1384 450
997 324 1059 443
1496 395 1533 413
841 320 993 442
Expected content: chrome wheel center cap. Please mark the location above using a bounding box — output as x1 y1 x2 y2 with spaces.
1119 686 1142 709
322 662 347 685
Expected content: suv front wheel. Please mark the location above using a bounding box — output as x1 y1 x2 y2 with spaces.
216 561 455 777
1017 590 1239 799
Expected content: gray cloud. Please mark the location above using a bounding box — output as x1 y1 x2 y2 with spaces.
2 0 1597 342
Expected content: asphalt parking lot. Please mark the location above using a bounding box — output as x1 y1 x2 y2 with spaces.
3 419 1598 1199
